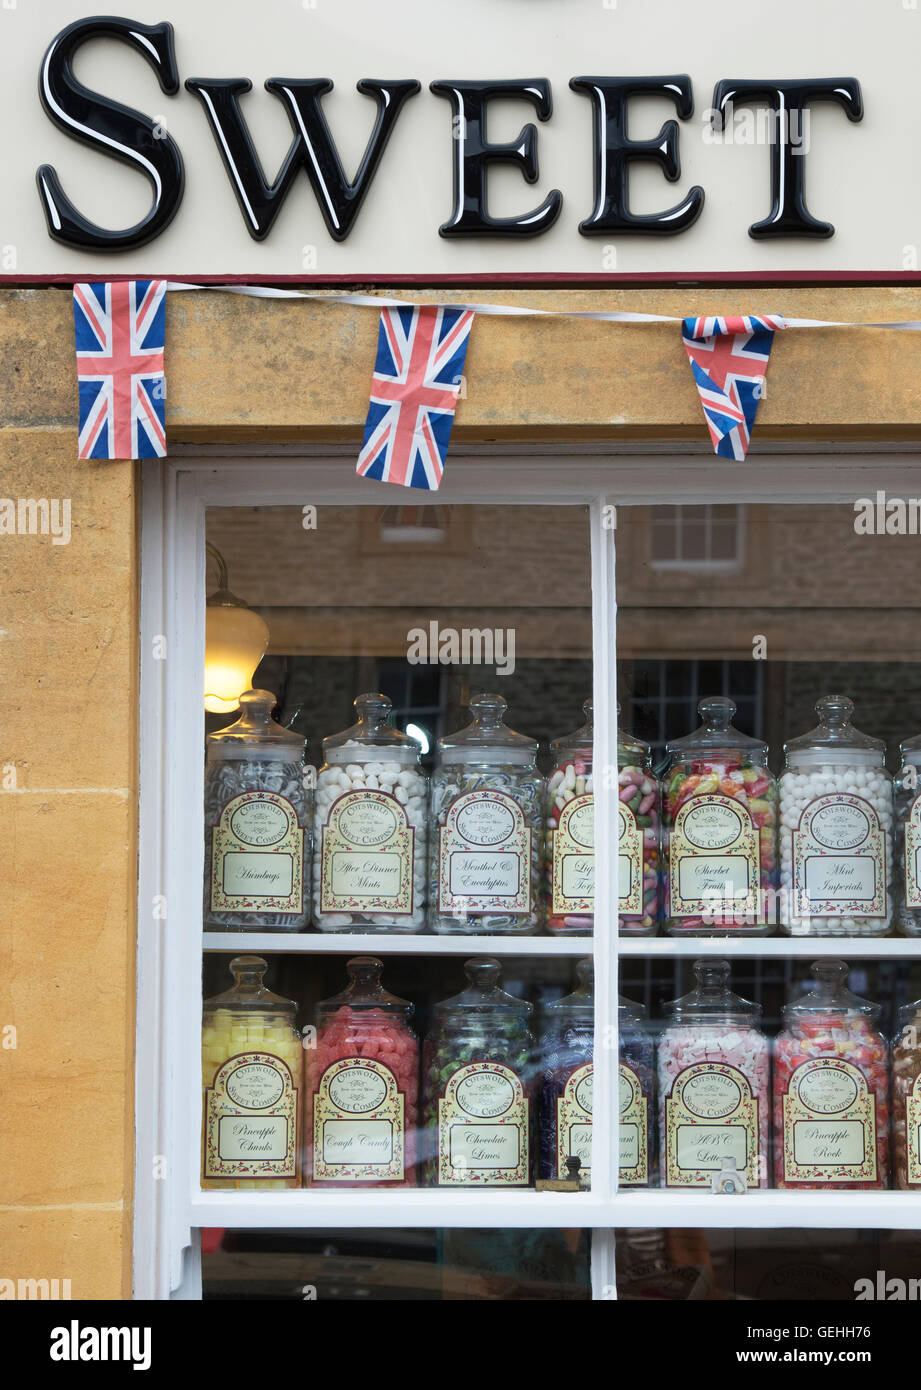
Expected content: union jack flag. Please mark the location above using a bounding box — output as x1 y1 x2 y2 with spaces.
682 314 786 460
357 305 474 490
73 280 167 459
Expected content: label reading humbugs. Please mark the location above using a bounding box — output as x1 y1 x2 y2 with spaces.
552 794 595 914
210 791 304 913
906 1074 921 1186
320 790 414 915
203 1052 298 1180
904 793 921 910
617 803 642 916
312 1057 405 1181
782 1059 877 1183
792 794 886 919
437 1062 529 1185
438 790 531 914
669 795 760 919
665 1062 759 1187
556 1062 593 1178
619 1063 648 1185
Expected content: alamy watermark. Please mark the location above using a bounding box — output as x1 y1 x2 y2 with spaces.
854 490 921 535
407 621 516 676
0 498 71 545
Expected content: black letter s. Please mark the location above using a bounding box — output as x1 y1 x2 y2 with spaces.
37 16 184 251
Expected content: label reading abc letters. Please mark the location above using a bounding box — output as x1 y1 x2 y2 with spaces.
203 1052 299 1180
669 795 760 919
792 794 886 919
321 789 414 915
665 1062 759 1187
210 791 304 913
619 1062 648 1185
556 1062 593 1179
439 789 531 914
552 794 595 914
437 1061 529 1186
312 1057 405 1182
782 1058 877 1183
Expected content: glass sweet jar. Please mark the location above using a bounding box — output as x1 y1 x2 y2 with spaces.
658 960 769 1189
422 959 534 1187
538 958 594 1181
779 696 893 936
663 697 776 936
204 689 312 932
201 955 303 1190
545 700 595 936
616 706 660 936
773 960 889 1189
618 992 656 1188
894 732 921 936
313 694 427 931
429 694 543 934
892 999 921 1190
304 957 419 1187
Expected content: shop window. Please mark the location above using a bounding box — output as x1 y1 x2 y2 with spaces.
649 503 745 572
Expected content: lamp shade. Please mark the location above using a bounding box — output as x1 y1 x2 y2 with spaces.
204 601 270 714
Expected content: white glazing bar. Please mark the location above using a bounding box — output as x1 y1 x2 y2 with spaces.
618 937 921 959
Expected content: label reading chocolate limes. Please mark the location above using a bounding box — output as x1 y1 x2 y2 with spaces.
321 790 414 915
906 1073 921 1186
665 1062 759 1187
552 794 594 914
782 1058 877 1184
669 794 760 919
618 803 643 915
210 791 304 913
312 1057 405 1182
203 1052 299 1180
437 1061 529 1186
904 793 921 909
792 794 886 919
556 1062 592 1179
439 790 531 914
619 1062 648 1186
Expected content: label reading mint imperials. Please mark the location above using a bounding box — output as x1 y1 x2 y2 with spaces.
210 791 304 913
792 794 886 919
437 1061 529 1186
320 789 414 915
439 789 531 914
669 795 760 919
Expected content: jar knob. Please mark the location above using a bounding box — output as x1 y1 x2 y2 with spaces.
346 955 385 987
583 698 594 721
575 957 593 988
468 693 507 728
464 957 502 989
354 693 392 730
810 957 849 986
229 954 269 992
698 696 736 729
692 958 731 990
815 694 854 728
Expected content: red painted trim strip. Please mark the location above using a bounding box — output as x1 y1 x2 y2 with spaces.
3 270 921 289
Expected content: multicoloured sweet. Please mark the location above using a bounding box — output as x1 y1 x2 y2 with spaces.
617 764 660 935
891 1003 921 1189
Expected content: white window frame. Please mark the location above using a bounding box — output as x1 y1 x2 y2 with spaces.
135 443 921 1301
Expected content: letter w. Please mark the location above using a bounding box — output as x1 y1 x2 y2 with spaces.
184 77 420 241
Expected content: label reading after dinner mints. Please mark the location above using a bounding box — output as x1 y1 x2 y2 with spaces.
312 1057 405 1182
203 1052 299 1180
439 790 531 915
210 791 304 913
321 789 414 915
792 795 886 919
669 795 760 919
437 1061 529 1186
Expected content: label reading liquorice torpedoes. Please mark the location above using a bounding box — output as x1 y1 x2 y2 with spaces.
312 1057 405 1182
210 791 304 913
619 1062 648 1185
203 1052 299 1180
556 1062 593 1178
437 1061 529 1185
439 789 531 914
665 1061 759 1187
792 794 886 919
618 803 642 915
782 1058 878 1184
320 789 414 915
669 794 760 919
552 794 594 914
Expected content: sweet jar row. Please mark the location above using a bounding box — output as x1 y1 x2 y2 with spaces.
200 952 921 1193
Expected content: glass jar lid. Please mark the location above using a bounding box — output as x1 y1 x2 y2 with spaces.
783 959 880 1024
207 689 305 763
316 956 414 1025
545 958 594 1022
663 959 761 1026
322 693 421 765
433 958 533 1023
618 992 649 1028
616 701 651 767
437 694 537 767
550 700 594 764
895 998 921 1035
784 695 885 768
666 697 767 763
900 732 921 768
202 955 297 1018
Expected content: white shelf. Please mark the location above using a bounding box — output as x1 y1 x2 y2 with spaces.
202 932 593 956
189 1188 921 1231
618 936 921 959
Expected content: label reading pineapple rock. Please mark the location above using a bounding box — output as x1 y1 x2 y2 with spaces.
619 1062 648 1185
556 1062 592 1178
618 803 642 915
321 789 414 915
792 794 886 919
906 1074 921 1186
210 791 304 913
552 795 594 914
665 1062 759 1187
437 1061 529 1186
669 794 760 920
203 1052 299 1180
904 792 921 909
312 1057 405 1182
782 1059 877 1184
439 789 531 914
